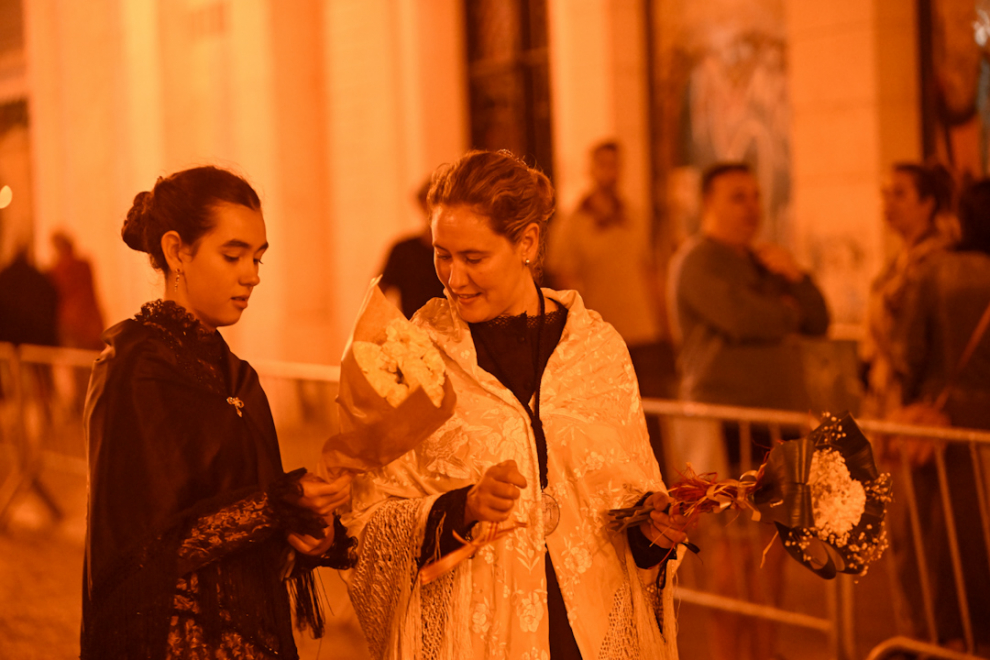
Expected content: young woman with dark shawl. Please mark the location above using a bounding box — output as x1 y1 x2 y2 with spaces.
81 166 354 659
344 151 691 660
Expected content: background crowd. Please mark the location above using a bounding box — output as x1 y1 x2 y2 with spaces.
2 138 989 658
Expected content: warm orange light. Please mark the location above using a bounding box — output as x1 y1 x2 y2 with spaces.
0 185 11 209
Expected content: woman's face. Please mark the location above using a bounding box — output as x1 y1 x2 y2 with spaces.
173 202 268 331
882 171 934 241
431 205 537 323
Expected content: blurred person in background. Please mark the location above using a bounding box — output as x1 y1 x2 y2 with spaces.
546 141 675 466
667 161 830 660
379 179 447 318
0 245 59 435
861 163 955 419
669 161 829 447
48 230 105 350
47 230 105 414
0 246 58 348
345 150 690 660
884 179 990 653
82 166 354 660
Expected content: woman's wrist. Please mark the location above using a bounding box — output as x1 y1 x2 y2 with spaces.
639 520 675 549
463 487 479 527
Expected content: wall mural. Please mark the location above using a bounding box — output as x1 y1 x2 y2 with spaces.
922 0 990 187
648 0 790 248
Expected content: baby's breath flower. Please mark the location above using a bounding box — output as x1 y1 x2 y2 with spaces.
353 319 445 407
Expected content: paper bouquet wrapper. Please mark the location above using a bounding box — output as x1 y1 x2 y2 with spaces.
321 277 457 474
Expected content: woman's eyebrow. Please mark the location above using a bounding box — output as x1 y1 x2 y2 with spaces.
221 239 269 251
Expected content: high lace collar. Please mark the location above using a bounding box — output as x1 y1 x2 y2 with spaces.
134 300 227 393
135 300 221 345
469 305 567 331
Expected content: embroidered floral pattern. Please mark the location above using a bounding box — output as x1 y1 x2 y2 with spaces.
177 493 274 574
345 291 679 659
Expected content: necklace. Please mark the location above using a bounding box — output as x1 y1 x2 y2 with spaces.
473 286 559 535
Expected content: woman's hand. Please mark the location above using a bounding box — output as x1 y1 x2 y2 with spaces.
465 460 528 526
285 471 352 557
288 525 336 556
296 471 353 517
639 491 693 549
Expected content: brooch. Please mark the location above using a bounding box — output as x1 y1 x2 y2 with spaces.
226 396 245 417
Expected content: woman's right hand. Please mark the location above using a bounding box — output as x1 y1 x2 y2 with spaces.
465 460 528 526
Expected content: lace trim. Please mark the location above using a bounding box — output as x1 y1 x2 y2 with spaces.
421 572 455 658
350 499 443 659
168 573 279 660
599 582 641 660
136 299 221 344
470 307 566 330
177 492 275 576
134 299 226 394
167 614 274 660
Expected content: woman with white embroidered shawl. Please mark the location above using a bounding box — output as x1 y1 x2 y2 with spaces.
344 150 689 660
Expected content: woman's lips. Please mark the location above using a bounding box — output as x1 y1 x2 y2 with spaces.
232 296 249 309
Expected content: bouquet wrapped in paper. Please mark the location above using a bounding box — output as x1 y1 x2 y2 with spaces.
609 413 892 578
321 277 456 474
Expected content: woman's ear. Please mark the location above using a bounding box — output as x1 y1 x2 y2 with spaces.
519 223 540 263
161 231 185 272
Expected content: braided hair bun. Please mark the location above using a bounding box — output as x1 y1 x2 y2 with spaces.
121 190 154 254
119 167 261 272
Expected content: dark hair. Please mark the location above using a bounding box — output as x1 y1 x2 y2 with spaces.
121 166 261 273
893 162 954 220
427 150 555 273
701 162 752 199
957 179 990 254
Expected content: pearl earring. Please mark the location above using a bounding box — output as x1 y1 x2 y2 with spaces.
175 270 181 292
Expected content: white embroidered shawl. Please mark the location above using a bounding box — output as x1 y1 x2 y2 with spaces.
343 289 680 660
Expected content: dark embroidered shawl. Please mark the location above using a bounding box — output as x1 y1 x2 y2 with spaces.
81 301 345 660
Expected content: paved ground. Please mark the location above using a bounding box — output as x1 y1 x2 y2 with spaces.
0 417 903 659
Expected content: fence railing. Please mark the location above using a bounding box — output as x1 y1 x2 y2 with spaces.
2 342 988 660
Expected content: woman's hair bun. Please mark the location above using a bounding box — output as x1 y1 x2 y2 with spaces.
122 190 152 253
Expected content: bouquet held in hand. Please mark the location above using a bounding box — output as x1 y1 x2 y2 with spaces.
321 277 456 474
609 413 892 578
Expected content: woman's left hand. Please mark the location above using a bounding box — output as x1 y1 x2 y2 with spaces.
288 520 336 556
296 471 353 516
639 491 693 549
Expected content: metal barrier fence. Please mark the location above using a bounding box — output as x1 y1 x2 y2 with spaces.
644 400 990 660
2 342 989 659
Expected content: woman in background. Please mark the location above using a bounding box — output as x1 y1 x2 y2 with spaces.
345 150 690 660
893 179 990 651
82 166 353 660
862 162 955 418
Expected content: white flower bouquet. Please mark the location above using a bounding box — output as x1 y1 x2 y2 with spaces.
608 413 892 578
321 277 456 474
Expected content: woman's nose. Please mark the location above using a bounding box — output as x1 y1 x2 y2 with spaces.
244 264 261 287
447 260 468 289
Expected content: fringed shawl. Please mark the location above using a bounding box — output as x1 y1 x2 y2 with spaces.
344 290 681 660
